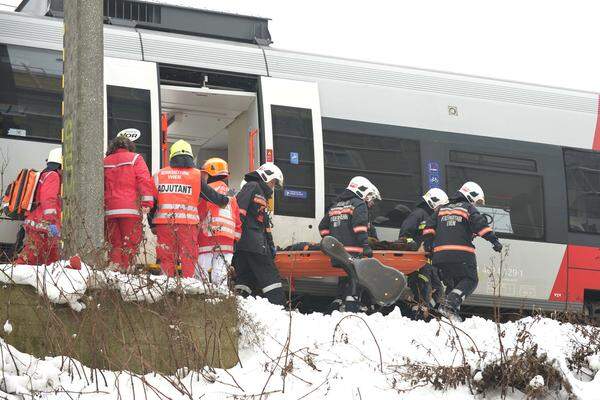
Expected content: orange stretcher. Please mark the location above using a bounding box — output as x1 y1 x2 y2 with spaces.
275 250 427 278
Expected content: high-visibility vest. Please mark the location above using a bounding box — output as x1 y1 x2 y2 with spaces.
201 181 240 240
153 167 201 225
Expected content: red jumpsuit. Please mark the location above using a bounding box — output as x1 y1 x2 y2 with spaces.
153 167 202 278
16 170 61 265
104 149 155 270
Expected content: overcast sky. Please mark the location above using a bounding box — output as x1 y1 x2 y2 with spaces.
2 0 599 93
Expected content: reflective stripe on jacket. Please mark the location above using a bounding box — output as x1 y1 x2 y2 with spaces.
152 167 201 225
318 190 370 255
104 149 155 219
198 181 242 254
423 199 498 264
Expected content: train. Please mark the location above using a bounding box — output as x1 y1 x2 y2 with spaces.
1 1 600 314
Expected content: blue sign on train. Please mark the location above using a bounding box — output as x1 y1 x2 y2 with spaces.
290 152 299 165
284 189 308 199
427 161 440 189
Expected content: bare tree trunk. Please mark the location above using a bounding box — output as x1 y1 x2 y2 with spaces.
62 0 105 262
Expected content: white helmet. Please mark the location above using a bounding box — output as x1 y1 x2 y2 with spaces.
422 188 449 210
256 163 284 187
459 181 485 205
347 176 381 203
47 147 62 166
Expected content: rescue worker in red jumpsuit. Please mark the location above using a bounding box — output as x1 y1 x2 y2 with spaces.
152 140 229 278
196 158 242 288
104 135 155 271
16 147 62 265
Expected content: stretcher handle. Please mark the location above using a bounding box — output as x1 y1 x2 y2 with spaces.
320 236 359 297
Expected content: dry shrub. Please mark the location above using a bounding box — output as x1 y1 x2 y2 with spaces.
396 347 572 399
396 362 470 391
475 345 572 399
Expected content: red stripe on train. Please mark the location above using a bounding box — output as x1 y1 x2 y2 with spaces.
550 245 600 304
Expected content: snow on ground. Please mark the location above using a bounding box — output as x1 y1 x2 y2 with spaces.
0 262 226 310
0 292 599 399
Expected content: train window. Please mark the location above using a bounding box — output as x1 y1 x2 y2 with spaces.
446 166 544 239
323 130 421 228
450 150 537 172
563 148 600 234
272 105 315 218
107 86 152 171
0 44 62 142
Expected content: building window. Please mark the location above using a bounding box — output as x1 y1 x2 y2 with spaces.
272 105 315 218
564 148 600 234
323 130 421 228
0 44 62 142
107 86 152 171
446 166 544 239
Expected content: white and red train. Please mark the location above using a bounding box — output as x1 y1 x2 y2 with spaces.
1 3 600 313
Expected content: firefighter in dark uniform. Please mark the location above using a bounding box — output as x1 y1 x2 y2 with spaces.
398 188 448 317
423 181 503 319
319 176 381 312
233 163 285 305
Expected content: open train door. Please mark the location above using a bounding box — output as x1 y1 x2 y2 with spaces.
260 77 324 247
104 58 161 174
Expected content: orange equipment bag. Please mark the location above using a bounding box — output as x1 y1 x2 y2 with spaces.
1 169 40 220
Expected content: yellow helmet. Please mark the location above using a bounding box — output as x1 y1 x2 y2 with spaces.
202 157 229 177
169 140 193 160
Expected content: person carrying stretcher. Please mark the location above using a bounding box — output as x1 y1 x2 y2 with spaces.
318 176 381 312
423 181 503 321
398 188 448 318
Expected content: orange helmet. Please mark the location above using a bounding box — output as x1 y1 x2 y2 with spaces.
202 157 229 177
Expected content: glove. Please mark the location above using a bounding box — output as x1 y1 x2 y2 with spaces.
492 240 503 253
362 246 373 258
424 242 433 253
407 239 420 252
270 245 277 259
48 224 60 237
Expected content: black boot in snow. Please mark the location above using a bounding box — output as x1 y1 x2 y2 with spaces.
343 296 361 313
438 292 463 322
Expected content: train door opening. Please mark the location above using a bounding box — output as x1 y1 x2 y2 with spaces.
159 71 259 190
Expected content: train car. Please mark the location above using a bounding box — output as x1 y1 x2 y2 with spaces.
1 1 600 313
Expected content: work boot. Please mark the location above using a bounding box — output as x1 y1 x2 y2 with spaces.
343 296 360 313
447 290 463 309
439 292 462 322
329 298 343 313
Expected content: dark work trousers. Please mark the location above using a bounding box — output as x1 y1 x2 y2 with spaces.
436 261 478 311
332 252 361 303
429 265 444 307
408 264 445 308
233 250 284 305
